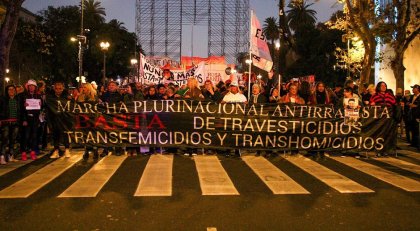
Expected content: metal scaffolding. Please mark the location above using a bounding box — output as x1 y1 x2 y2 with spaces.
136 0 249 64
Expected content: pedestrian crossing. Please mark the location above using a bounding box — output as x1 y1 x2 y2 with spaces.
286 155 374 193
59 155 127 197
331 156 420 192
134 154 173 196
0 152 419 198
242 156 309 194
0 154 82 198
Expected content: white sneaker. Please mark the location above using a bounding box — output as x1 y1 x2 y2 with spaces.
192 153 198 156
0 156 7 165
184 153 190 156
8 155 18 162
64 149 71 158
50 150 60 159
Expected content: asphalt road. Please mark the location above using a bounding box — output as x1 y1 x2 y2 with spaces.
0 145 419 231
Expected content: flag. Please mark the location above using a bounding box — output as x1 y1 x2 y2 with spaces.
250 11 273 72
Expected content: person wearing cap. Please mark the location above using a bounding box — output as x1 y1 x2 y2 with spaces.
221 81 247 157
406 84 420 148
20 79 43 160
221 81 247 104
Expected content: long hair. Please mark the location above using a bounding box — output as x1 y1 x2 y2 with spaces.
375 81 387 93
79 83 97 102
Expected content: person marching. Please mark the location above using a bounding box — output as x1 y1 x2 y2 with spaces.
0 85 24 164
21 80 43 161
48 81 72 158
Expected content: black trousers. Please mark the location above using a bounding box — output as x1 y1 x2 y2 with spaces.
1 122 19 156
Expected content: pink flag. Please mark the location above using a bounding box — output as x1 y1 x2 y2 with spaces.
250 11 273 72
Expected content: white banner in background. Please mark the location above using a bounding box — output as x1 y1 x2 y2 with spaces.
139 54 231 86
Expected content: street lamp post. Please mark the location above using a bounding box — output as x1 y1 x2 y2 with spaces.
130 58 138 83
100 41 110 83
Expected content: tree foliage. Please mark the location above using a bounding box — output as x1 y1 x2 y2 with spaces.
0 0 25 92
287 0 317 32
8 0 137 86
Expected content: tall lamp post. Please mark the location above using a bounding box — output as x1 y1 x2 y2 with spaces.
100 41 110 83
130 58 138 83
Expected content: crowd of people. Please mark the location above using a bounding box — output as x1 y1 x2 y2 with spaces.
0 74 419 165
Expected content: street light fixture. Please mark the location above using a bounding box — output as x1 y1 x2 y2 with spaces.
100 41 110 83
245 59 252 64
130 58 138 65
130 58 138 83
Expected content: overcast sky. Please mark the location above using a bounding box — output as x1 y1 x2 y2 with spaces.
23 0 342 57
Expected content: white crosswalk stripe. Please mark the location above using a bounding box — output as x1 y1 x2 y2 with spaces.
1 152 420 198
59 155 127 198
397 150 420 161
374 157 420 175
286 155 374 193
0 154 46 177
242 156 309 194
0 153 83 198
331 157 420 192
134 154 173 196
194 155 239 195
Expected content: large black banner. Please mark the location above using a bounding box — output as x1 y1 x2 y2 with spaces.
48 99 398 152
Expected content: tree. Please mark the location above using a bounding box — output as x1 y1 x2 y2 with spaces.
286 0 317 32
263 17 279 46
83 0 106 30
381 0 420 90
40 6 81 83
9 19 54 83
278 0 295 77
341 0 377 90
0 0 25 92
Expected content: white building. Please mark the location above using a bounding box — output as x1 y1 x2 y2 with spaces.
375 0 420 91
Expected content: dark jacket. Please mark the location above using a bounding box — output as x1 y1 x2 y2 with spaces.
408 94 420 120
21 91 43 122
101 91 123 104
202 89 223 103
248 94 268 106
0 94 25 123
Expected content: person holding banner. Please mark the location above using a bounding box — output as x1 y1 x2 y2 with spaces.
202 80 223 103
308 82 334 160
249 84 269 157
221 81 247 104
221 81 247 157
269 88 281 103
100 81 124 156
48 81 72 159
308 82 333 106
182 77 204 156
249 84 268 106
279 83 304 156
75 83 101 160
278 83 305 105
183 77 204 101
369 81 396 107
